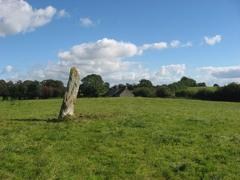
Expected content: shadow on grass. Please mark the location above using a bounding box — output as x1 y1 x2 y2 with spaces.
12 118 63 123
11 113 121 123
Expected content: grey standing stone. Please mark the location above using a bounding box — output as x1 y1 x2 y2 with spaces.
58 67 80 120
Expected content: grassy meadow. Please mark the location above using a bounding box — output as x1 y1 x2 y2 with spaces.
0 98 240 179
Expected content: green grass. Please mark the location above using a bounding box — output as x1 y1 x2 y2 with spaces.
186 86 218 93
0 98 240 179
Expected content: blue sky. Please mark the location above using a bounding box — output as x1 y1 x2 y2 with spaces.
0 0 240 85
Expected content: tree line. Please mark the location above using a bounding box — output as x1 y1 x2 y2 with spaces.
1 74 240 102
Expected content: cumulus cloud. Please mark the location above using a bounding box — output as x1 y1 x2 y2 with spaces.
24 38 190 85
170 40 181 48
154 64 186 83
5 38 193 84
193 65 240 85
59 38 139 60
204 35 222 46
0 0 58 37
199 66 240 79
140 40 192 52
141 42 168 51
80 17 94 27
0 65 22 80
157 64 186 76
57 9 69 18
170 40 192 48
26 38 149 84
3 65 13 73
0 65 14 74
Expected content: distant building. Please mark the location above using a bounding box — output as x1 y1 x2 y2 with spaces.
107 86 134 97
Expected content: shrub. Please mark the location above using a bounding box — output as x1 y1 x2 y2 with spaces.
197 82 206 87
133 87 156 97
193 89 215 100
156 86 174 98
175 89 196 98
215 83 240 101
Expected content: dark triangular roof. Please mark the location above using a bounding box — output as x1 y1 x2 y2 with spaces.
107 86 133 97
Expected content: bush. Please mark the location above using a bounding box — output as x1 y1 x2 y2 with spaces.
133 87 156 97
175 89 196 98
197 82 206 87
214 83 240 101
193 89 215 100
156 86 174 97
168 82 185 92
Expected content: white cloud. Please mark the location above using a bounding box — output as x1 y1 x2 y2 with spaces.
25 39 189 85
26 38 149 84
170 40 181 48
194 65 240 85
141 40 192 52
199 66 240 79
1 65 13 73
154 64 186 83
170 40 193 48
204 35 222 46
5 38 193 85
80 17 94 27
57 9 69 18
5 65 13 73
58 38 139 60
141 42 168 51
157 64 186 76
182 41 193 47
0 0 58 37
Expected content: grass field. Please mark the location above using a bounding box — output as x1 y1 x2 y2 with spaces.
186 86 218 93
0 98 240 179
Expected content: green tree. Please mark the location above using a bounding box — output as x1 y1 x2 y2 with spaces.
11 81 25 100
41 79 65 98
179 76 197 87
133 87 155 97
138 79 153 87
197 82 206 87
156 86 174 97
80 74 109 97
23 80 41 99
0 80 9 100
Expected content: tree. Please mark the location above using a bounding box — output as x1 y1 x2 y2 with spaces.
179 76 197 87
23 80 40 99
126 83 135 90
10 81 25 100
138 79 153 87
41 79 65 98
197 82 206 87
168 82 185 91
156 86 174 97
133 87 155 97
80 74 109 97
0 80 9 100
215 83 240 101
41 86 54 99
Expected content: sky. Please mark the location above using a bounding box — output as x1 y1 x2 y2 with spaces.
0 0 240 85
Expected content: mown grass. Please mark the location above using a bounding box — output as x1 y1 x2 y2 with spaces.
0 98 240 179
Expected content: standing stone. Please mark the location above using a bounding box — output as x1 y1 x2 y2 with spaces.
58 67 80 120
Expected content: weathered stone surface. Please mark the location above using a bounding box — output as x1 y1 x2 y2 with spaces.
58 67 80 120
